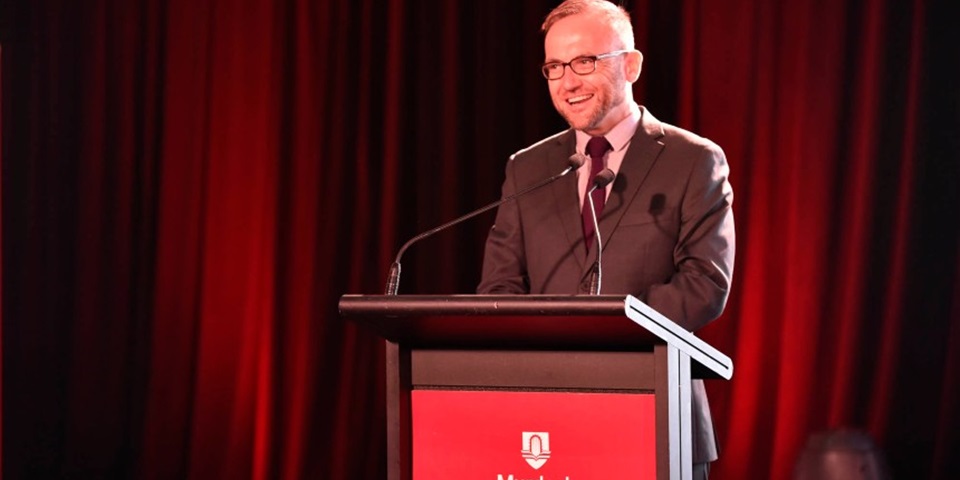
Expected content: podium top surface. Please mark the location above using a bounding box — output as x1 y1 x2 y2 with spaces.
339 294 658 349
339 294 628 316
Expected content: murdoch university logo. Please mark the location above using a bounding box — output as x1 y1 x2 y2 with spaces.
520 432 551 470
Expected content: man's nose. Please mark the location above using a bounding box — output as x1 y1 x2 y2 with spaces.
560 67 583 89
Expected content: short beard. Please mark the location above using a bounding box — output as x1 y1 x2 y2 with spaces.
558 71 627 132
566 89 624 132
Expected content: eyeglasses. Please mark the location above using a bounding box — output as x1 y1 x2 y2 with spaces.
541 50 630 80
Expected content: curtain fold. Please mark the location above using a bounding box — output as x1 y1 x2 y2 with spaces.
3 0 958 478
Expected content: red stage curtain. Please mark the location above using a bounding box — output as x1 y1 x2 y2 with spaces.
3 0 958 478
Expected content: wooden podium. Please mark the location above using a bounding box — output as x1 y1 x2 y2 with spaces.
339 294 732 480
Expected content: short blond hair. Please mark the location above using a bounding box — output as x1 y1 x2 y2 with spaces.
541 0 635 50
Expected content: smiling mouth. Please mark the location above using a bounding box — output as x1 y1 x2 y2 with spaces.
567 94 593 105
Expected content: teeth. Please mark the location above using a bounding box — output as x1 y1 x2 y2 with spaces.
568 94 592 104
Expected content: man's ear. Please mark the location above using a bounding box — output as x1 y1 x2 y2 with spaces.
625 50 643 83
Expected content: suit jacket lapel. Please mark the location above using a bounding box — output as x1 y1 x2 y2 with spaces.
547 130 588 269
582 107 666 271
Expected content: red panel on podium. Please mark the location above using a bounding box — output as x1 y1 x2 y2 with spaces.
412 390 656 479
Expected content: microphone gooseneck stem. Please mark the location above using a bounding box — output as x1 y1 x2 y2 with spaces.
586 168 616 295
586 191 603 295
383 155 585 295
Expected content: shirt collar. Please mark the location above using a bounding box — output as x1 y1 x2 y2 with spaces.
574 102 642 154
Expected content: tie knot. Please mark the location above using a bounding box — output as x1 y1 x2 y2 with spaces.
586 136 612 159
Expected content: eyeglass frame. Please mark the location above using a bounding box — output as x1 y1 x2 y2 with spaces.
541 49 631 80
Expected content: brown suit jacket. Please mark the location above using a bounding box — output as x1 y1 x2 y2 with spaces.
478 106 735 463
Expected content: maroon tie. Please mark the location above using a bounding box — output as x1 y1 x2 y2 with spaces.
581 136 612 250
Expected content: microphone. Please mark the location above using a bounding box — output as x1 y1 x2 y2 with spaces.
384 154 586 295
585 168 616 295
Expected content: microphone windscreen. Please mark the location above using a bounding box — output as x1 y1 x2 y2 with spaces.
567 153 587 169
594 168 616 188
